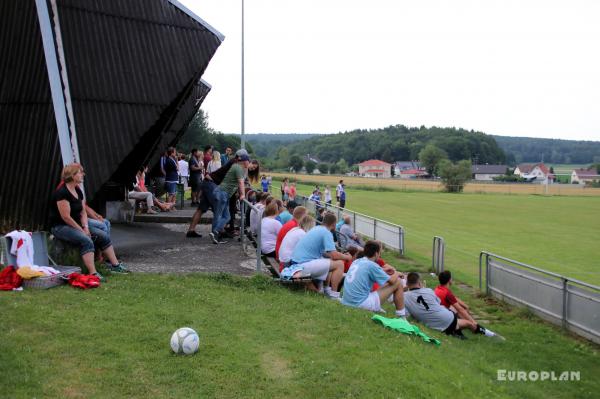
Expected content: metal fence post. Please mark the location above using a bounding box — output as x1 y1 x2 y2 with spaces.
485 254 490 295
256 206 262 273
562 278 568 329
373 218 377 240
240 200 245 247
398 226 402 256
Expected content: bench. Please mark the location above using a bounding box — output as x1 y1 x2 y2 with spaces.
261 255 313 286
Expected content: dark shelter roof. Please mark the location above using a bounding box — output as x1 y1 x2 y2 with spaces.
0 0 222 231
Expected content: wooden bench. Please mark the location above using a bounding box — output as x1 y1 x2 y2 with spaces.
261 255 313 286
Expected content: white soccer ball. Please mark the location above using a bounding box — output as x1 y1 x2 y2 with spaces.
170 327 200 355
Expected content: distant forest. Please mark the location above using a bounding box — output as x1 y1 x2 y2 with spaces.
493 136 600 164
243 129 600 166
247 126 505 165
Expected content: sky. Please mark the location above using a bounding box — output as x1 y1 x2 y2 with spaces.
182 0 600 141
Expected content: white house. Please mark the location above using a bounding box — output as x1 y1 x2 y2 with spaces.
514 163 555 184
471 164 507 181
571 168 599 185
358 159 392 178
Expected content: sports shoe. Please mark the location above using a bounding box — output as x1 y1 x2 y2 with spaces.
452 330 468 340
108 262 130 274
186 230 203 238
209 231 227 244
92 272 105 281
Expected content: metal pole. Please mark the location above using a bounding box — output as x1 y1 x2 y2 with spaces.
240 0 245 150
562 278 568 329
373 218 377 240
485 255 490 295
240 200 245 247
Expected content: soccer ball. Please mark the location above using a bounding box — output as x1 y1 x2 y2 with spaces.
170 327 199 355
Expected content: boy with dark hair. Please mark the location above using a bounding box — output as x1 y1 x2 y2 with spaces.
341 241 406 317
435 270 477 325
404 272 498 339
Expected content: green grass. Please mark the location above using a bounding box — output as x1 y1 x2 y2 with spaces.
284 180 600 286
1 273 598 398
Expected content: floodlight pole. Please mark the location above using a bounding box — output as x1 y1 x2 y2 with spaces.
240 0 246 150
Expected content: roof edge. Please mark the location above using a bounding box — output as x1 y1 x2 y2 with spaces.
168 0 225 42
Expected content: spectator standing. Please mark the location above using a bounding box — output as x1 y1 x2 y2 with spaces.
209 153 250 244
281 178 289 201
336 180 344 203
207 150 222 174
288 182 297 201
189 149 203 206
164 147 179 205
221 147 233 165
324 185 332 205
261 175 269 192
202 145 213 170
178 154 189 188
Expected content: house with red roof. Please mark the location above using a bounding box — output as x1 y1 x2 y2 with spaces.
514 163 555 184
358 159 392 178
571 168 599 185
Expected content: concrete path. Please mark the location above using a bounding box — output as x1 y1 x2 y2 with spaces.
111 222 261 276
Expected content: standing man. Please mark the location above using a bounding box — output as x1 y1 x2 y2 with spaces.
164 147 179 205
178 154 189 189
336 180 346 209
210 153 250 244
221 147 233 166
188 149 203 206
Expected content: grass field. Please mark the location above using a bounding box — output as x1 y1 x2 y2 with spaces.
277 177 600 287
270 172 600 196
2 273 599 398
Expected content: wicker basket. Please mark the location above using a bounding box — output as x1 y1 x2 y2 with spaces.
21 266 81 289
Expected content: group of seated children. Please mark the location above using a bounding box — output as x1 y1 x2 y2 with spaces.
268 205 499 340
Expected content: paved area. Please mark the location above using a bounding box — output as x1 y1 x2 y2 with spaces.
111 222 261 276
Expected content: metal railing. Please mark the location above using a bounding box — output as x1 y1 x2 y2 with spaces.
239 199 262 273
432 236 445 274
295 195 405 255
479 251 600 344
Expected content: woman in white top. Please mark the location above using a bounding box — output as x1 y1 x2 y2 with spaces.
324 185 332 204
260 202 282 257
178 155 189 188
206 150 222 174
250 192 267 235
278 214 316 265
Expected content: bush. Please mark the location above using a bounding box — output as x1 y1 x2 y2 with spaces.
437 159 472 192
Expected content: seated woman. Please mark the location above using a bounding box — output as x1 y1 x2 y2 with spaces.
260 202 282 258
130 166 174 212
49 164 129 280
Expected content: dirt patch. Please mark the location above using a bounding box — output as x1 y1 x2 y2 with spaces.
261 351 293 380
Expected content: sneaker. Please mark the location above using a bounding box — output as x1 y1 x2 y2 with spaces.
92 272 105 281
453 330 468 340
109 262 130 274
209 231 227 245
186 230 203 238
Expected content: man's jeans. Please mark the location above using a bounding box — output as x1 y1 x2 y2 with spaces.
212 188 230 233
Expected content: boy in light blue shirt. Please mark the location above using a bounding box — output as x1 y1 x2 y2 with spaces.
285 213 351 299
342 241 406 317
